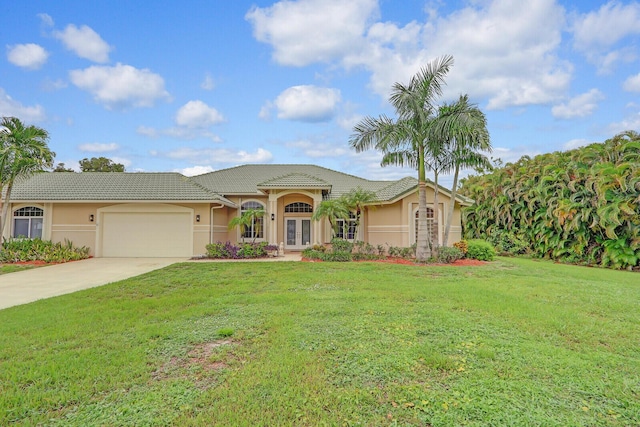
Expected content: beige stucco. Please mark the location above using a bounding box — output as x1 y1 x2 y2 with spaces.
6 184 466 257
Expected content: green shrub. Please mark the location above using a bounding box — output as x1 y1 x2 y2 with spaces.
466 239 496 261
330 238 353 253
323 251 352 262
453 240 468 255
0 238 90 263
205 241 277 259
436 246 464 263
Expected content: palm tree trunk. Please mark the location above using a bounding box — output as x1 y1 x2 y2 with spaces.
416 145 431 262
0 184 14 241
432 171 439 252
443 165 460 246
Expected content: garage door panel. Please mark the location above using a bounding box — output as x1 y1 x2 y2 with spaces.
102 212 192 257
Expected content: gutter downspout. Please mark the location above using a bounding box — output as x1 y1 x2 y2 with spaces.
210 204 225 244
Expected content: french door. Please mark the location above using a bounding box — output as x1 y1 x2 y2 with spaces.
285 218 311 250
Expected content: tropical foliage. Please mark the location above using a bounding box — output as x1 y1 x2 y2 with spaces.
228 208 265 243
460 131 640 270
0 117 55 239
311 187 376 239
350 55 454 261
350 57 491 258
0 238 89 263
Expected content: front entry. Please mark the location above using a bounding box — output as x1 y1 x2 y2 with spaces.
285 217 311 250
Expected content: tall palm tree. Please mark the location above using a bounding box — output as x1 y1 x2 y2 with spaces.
0 117 55 239
311 199 350 238
430 95 492 246
350 55 454 261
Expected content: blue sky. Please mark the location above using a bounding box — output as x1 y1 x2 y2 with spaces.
2 0 639 185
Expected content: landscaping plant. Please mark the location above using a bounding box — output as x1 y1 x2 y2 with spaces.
460 131 640 270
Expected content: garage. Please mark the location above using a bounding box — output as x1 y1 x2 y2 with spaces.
98 204 193 257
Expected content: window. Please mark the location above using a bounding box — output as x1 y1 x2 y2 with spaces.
414 208 438 245
284 202 313 213
13 206 44 238
336 212 357 240
241 201 264 239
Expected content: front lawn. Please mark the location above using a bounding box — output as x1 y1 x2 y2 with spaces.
0 258 638 426
0 264 37 275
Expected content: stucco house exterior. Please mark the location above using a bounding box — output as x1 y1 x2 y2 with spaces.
3 164 472 257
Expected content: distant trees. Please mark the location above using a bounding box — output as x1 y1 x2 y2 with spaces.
52 163 74 172
0 117 55 238
460 131 640 270
79 157 125 172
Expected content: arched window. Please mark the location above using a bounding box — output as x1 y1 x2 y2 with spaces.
241 201 264 240
284 202 313 213
13 206 44 238
414 208 438 245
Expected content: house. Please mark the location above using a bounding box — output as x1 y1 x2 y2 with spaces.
3 164 472 257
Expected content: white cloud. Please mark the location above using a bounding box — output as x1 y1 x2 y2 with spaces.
608 111 640 135
111 156 132 168
571 1 640 72
269 85 341 122
38 13 54 27
0 87 46 122
623 73 640 92
6 43 49 69
165 147 273 165
54 24 112 63
551 89 604 119
285 139 349 158
563 138 591 150
77 142 119 152
201 74 215 90
246 0 378 66
69 63 170 109
175 100 225 128
41 78 68 92
248 0 571 110
175 165 215 176
138 125 222 142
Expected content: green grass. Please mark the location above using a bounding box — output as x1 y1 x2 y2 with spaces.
1 257 638 426
0 264 37 275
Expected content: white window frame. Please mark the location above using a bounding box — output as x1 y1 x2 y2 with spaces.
413 206 439 246
336 212 357 241
12 206 44 239
240 201 265 241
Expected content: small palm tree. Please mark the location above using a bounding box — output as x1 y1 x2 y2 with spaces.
228 208 265 243
340 187 376 240
1 117 55 239
311 199 350 238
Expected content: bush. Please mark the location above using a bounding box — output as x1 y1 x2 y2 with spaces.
0 238 90 263
330 238 353 253
488 230 528 255
205 241 277 259
453 240 468 255
466 239 496 261
436 246 464 263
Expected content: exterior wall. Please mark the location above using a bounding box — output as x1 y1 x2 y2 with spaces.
11 201 213 257
367 200 408 247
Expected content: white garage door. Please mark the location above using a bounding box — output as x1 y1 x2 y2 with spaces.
101 211 192 257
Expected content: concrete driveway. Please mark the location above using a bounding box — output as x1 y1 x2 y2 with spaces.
0 258 187 310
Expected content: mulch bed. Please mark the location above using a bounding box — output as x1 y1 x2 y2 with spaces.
303 257 486 266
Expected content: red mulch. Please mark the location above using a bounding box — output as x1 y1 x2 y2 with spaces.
302 257 486 266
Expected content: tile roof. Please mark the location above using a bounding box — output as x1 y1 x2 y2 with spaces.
10 172 229 203
257 172 332 189
191 164 408 200
8 165 472 206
